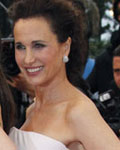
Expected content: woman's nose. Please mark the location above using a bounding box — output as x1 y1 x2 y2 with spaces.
24 49 35 65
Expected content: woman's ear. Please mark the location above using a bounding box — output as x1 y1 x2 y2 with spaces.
64 37 72 56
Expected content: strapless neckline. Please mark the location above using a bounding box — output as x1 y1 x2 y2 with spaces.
10 127 68 149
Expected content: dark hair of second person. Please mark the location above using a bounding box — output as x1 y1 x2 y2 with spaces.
0 66 15 134
0 40 15 134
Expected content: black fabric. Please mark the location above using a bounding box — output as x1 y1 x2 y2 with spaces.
109 80 120 97
87 47 113 94
86 28 120 94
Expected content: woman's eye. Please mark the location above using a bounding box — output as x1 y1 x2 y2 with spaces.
15 44 26 50
34 43 46 49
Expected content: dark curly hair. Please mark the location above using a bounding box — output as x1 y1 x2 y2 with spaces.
8 0 87 87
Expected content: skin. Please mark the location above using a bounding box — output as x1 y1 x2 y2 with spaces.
14 17 120 150
113 56 120 89
0 127 16 150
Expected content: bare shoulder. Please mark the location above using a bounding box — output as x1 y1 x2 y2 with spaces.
68 91 99 121
67 91 101 135
67 91 120 150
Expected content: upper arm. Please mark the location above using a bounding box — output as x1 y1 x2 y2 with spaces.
68 142 85 150
69 98 120 150
0 107 16 150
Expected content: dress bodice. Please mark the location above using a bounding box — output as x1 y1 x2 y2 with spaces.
9 127 69 150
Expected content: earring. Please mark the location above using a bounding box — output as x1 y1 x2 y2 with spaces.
63 56 69 63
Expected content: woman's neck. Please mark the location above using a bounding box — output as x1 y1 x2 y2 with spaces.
34 77 74 105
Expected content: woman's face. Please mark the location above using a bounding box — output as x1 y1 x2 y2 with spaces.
14 17 71 86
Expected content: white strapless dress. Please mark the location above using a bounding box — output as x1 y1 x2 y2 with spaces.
9 127 69 150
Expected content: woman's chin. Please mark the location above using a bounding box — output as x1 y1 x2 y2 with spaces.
28 79 44 87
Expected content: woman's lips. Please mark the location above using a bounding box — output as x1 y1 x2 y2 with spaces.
25 66 44 75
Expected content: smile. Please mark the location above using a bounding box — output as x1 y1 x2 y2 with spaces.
26 67 43 73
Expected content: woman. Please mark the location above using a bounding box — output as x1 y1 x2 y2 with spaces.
8 0 120 150
0 67 16 150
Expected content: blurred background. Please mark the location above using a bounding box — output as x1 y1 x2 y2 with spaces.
0 0 118 58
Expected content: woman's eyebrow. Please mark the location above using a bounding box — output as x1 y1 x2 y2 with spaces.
15 42 22 45
32 40 47 44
